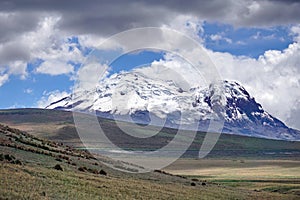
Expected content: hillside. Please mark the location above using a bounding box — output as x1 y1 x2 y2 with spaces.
2 121 299 199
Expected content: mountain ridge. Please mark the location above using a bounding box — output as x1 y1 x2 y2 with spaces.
46 70 300 141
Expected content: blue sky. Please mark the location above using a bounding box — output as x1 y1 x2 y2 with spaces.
202 23 294 58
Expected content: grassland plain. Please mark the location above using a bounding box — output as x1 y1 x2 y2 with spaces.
0 108 300 199
164 159 300 197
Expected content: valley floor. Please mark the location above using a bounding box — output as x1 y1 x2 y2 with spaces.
165 159 300 198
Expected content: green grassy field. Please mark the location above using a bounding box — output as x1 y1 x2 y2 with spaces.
1 108 300 199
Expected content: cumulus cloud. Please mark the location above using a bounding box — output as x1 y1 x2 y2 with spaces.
0 15 85 82
1 0 299 36
36 61 74 75
291 24 300 42
25 16 84 75
0 74 9 87
75 62 110 90
210 34 232 44
1 0 299 81
286 100 300 129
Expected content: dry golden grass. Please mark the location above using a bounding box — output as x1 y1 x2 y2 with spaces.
1 163 298 200
165 159 300 179
164 159 300 198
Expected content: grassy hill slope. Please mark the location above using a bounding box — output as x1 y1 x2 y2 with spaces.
2 123 298 199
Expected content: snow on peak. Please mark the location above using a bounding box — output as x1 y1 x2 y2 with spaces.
46 69 300 141
47 71 273 125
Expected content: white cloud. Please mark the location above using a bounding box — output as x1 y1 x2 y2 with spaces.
0 15 86 82
37 90 69 108
27 16 84 75
7 60 27 79
236 40 246 45
210 34 222 41
75 62 109 91
161 15 204 42
252 31 276 40
210 34 232 44
144 53 207 89
36 60 74 75
0 74 9 87
24 88 33 94
291 24 300 42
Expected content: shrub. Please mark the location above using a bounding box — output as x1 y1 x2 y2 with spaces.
11 159 22 165
78 166 87 172
54 164 63 171
87 168 99 174
4 154 14 161
99 169 107 176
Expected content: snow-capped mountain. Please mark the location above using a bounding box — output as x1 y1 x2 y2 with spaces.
47 69 300 141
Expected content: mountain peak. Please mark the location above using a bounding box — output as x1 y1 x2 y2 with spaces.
47 71 299 141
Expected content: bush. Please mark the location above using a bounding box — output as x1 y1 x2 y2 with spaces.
191 182 196 186
99 169 107 176
78 166 87 172
11 159 22 165
4 154 14 161
54 164 63 171
87 168 99 174
14 159 22 165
